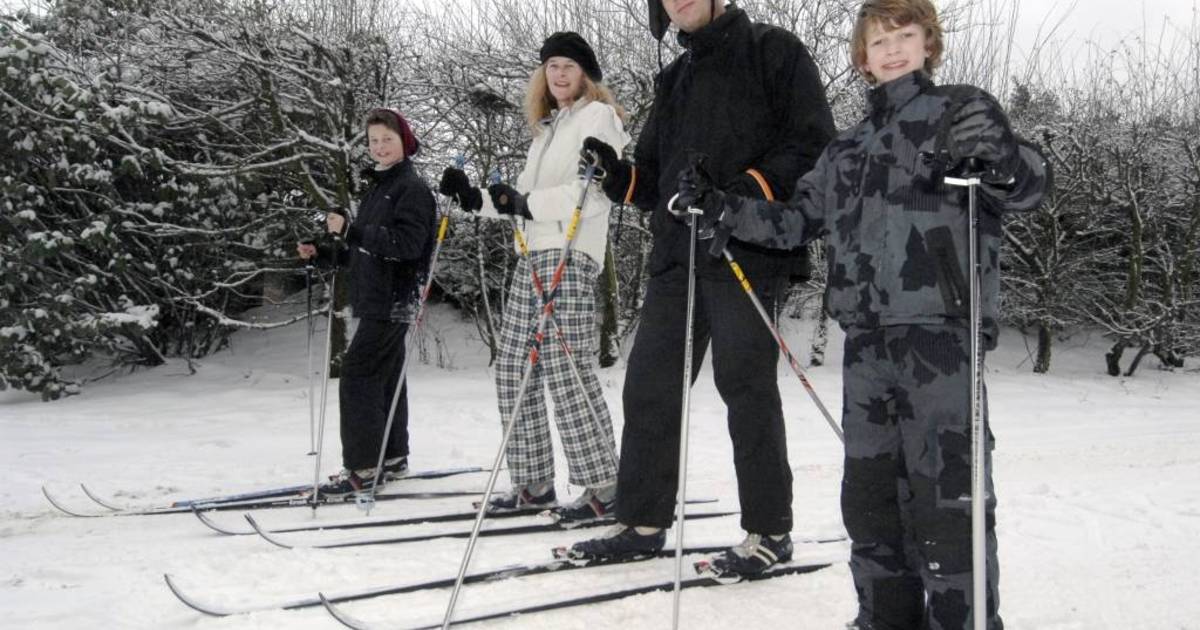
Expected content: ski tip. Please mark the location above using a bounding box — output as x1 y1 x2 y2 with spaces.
79 483 122 511
320 592 371 630
244 514 293 549
41 485 95 518
163 573 230 617
190 507 248 536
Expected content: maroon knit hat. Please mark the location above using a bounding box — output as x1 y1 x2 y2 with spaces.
366 107 421 157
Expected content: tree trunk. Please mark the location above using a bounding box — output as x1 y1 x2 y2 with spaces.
476 217 498 366
1124 343 1153 377
1033 320 1052 373
329 267 349 378
1105 340 1126 377
810 299 829 367
597 240 620 368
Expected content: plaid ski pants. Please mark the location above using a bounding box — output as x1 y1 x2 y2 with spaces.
494 249 617 489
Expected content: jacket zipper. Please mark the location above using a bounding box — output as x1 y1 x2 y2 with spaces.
529 109 565 234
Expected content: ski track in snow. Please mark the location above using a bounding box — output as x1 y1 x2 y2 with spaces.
2 304 1198 629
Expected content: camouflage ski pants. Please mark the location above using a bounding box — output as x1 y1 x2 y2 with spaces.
841 325 1002 630
494 250 617 490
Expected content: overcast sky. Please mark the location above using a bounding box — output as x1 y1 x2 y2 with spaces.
1012 0 1196 57
2 0 1196 58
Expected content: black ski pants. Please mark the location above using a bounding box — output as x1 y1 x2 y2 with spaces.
339 318 409 470
617 264 793 535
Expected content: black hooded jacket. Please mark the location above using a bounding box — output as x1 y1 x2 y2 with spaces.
321 160 436 321
628 7 835 280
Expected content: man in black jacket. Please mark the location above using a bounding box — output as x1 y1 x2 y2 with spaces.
298 108 436 497
569 0 835 574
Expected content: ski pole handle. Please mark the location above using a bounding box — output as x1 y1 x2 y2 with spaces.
666 193 704 218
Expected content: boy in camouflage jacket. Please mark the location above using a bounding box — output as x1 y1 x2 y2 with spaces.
677 1 1048 628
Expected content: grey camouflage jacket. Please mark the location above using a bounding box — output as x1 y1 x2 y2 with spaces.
720 71 1047 344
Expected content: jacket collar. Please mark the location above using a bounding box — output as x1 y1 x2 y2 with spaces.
677 5 746 59
545 97 592 125
866 70 933 122
362 158 412 183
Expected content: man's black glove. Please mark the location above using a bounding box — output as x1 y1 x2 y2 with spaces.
579 136 633 204
486 183 532 219
674 164 727 226
438 167 483 212
676 162 738 256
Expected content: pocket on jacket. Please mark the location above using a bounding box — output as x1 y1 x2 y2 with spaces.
925 226 968 317
895 143 945 213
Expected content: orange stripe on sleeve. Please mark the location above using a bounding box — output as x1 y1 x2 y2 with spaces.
623 166 638 205
745 168 774 201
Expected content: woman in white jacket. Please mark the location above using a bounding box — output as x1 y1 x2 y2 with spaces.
439 32 630 523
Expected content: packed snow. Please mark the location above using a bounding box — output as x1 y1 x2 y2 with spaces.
2 301 1198 629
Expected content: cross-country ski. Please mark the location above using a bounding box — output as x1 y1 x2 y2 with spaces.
4 1 1198 629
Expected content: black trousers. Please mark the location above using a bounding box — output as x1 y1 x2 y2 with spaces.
617 264 793 534
339 319 409 470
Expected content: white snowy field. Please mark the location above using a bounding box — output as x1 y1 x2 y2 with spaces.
2 302 1198 630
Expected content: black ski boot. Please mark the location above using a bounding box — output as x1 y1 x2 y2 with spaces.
317 468 381 498
699 532 792 578
480 484 557 514
550 486 616 527
382 456 408 481
564 524 665 562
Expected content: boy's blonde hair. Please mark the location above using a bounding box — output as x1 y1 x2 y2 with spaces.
851 0 944 85
524 64 627 133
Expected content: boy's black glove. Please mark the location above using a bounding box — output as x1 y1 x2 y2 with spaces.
438 167 483 212
487 183 532 219
951 110 1022 186
580 136 634 204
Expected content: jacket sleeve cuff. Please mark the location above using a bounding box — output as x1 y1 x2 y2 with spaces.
623 165 638 205
744 169 775 201
727 170 775 201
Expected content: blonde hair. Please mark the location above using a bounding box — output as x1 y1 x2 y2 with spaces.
851 0 944 85
524 64 627 133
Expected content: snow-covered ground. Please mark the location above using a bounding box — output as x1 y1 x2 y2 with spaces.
2 303 1198 629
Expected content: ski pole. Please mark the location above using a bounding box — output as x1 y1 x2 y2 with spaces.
359 202 453 513
510 221 619 472
665 192 702 630
305 261 317 455
310 265 338 513
945 169 987 630
714 247 844 443
442 164 598 629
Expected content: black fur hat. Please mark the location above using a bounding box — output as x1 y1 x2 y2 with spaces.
539 32 602 82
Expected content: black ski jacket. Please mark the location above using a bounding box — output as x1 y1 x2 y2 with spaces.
627 7 835 280
320 160 436 321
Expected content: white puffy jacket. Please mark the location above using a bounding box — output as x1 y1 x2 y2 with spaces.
478 99 630 272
